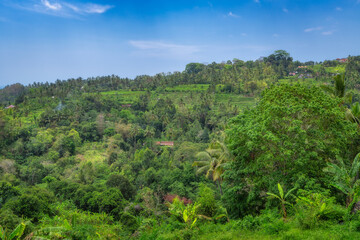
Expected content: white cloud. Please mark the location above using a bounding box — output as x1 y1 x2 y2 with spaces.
282 8 288 13
335 7 342 11
228 11 239 18
304 26 322 32
129 40 200 58
241 33 247 37
63 3 79 12
10 0 113 17
272 33 279 37
41 0 62 10
254 0 260 3
322 30 335 35
83 4 112 14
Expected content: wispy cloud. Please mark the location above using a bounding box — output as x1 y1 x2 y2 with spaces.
241 33 247 37
335 7 342 11
322 30 335 35
129 40 201 58
7 0 113 17
282 8 288 13
42 0 61 10
228 11 239 18
272 33 279 37
83 4 112 14
304 26 322 32
254 0 260 3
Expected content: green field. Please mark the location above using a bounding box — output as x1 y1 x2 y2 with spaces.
165 84 210 92
98 84 256 110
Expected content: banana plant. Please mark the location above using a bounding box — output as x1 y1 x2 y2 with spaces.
182 203 200 229
167 197 200 229
267 183 296 219
0 223 26 240
324 153 360 208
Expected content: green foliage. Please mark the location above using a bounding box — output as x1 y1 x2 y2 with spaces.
0 222 25 240
294 190 345 229
168 197 200 229
5 187 54 221
119 212 139 233
3 56 360 239
225 83 357 218
0 210 22 234
266 183 296 219
106 173 135 200
324 153 360 207
0 181 19 207
196 184 217 218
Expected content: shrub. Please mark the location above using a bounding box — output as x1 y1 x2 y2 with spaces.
196 184 217 218
294 190 342 229
119 212 139 233
106 173 135 200
0 208 22 231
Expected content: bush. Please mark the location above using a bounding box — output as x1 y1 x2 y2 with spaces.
196 184 217 218
0 208 22 231
238 215 260 230
6 194 52 221
294 190 342 229
261 218 288 235
119 212 139 233
349 220 360 232
106 173 135 200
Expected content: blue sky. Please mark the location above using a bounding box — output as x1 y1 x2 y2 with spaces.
1 0 360 85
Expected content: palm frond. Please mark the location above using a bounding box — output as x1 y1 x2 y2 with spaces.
334 74 345 98
196 165 210 176
195 152 212 161
350 153 360 179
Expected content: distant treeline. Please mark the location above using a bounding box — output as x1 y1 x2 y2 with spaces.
1 51 360 106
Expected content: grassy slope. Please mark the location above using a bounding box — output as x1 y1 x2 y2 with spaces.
99 84 256 110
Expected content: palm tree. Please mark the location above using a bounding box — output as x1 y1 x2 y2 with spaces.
345 102 360 125
322 73 352 104
192 139 232 195
324 153 360 207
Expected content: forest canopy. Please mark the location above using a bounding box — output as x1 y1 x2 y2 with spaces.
1 51 360 239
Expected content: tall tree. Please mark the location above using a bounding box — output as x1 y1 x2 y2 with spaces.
193 139 232 195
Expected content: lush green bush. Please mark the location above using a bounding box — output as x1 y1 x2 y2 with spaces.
196 184 217 218
225 84 358 218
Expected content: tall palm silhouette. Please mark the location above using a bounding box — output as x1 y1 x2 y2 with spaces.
193 140 232 195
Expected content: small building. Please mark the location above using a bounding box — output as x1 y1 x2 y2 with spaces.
336 58 348 63
155 141 174 146
289 72 296 76
5 105 15 109
121 104 132 108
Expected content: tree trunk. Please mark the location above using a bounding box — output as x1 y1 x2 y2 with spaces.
281 202 287 219
217 179 223 195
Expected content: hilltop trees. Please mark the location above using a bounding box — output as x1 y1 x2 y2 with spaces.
264 50 293 77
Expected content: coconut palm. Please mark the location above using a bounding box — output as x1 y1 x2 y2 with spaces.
346 102 360 125
192 139 232 195
322 74 352 104
324 153 360 207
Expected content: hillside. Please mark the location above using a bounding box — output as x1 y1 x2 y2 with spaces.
1 52 360 239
